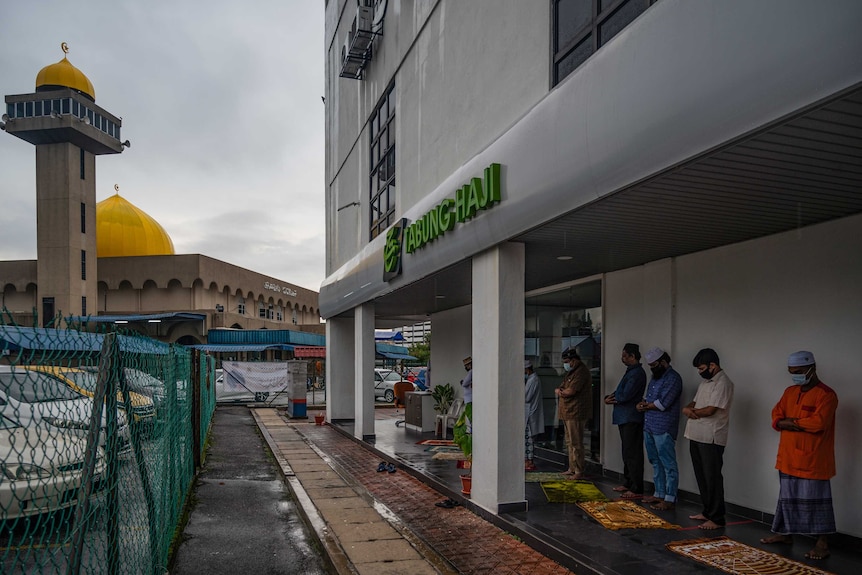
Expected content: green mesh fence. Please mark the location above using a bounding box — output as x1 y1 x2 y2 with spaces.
0 318 215 574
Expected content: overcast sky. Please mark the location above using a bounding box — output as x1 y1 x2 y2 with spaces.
0 1 325 292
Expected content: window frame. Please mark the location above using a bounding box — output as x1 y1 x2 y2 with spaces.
369 83 396 241
551 0 655 87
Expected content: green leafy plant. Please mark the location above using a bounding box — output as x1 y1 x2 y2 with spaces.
430 382 454 414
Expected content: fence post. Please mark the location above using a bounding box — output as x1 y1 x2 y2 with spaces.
67 332 115 575
192 349 202 469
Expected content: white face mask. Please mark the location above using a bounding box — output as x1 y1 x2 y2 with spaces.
791 367 813 385
563 362 572 372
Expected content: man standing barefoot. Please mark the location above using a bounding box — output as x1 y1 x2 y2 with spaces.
761 351 838 560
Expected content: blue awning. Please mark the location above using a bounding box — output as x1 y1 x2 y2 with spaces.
0 326 172 355
189 344 295 353
377 351 418 361
67 312 206 323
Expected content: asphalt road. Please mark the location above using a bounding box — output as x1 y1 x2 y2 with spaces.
171 406 327 575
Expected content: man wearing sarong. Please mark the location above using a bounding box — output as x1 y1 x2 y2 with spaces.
761 350 838 560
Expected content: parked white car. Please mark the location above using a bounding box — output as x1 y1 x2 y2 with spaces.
374 368 413 403
0 413 105 522
0 366 130 453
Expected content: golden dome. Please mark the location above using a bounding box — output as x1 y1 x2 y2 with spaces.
35 43 95 101
96 194 176 257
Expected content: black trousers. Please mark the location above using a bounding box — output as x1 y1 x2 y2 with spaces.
689 440 726 525
618 422 644 494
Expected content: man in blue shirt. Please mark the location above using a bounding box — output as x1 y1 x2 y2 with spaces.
604 343 646 498
637 347 683 511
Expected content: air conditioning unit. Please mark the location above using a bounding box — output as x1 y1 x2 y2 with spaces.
356 5 373 33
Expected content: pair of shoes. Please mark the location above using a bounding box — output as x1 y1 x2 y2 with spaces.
650 500 675 511
387 463 397 473
434 498 460 509
620 491 643 500
376 462 387 472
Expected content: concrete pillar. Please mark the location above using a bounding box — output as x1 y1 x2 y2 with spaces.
354 302 376 441
326 317 355 421
472 242 526 513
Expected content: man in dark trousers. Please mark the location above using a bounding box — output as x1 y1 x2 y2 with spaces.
683 348 734 530
604 343 646 499
556 348 592 479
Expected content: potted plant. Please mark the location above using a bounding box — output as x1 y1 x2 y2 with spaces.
453 403 472 496
431 383 454 415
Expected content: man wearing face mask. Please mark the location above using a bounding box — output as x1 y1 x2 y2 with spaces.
524 360 544 471
683 348 734 530
556 348 592 478
760 351 838 560
637 347 683 511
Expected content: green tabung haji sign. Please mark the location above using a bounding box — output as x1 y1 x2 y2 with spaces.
384 163 502 279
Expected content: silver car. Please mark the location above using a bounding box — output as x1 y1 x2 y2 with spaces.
374 369 412 403
0 366 129 453
0 413 106 522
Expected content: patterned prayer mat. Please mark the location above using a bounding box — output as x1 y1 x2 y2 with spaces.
540 480 608 504
417 439 455 446
666 537 836 575
431 451 467 461
424 445 462 453
525 471 571 483
578 500 680 530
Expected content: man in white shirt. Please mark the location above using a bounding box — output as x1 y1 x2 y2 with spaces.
683 348 734 530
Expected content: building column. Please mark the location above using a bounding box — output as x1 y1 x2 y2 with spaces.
326 316 355 421
354 302 376 441
472 242 526 513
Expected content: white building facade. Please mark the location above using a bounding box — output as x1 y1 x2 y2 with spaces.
322 0 862 533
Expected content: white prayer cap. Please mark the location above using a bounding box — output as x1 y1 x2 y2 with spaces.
788 350 815 367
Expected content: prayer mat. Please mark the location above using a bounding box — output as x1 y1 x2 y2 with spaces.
666 536 836 575
578 500 680 530
424 445 462 453
417 439 455 446
431 451 467 461
540 480 608 504
525 471 571 483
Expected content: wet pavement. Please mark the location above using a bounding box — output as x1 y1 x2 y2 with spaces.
171 406 327 575
256 406 860 575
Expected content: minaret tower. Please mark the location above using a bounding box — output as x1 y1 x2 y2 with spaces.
2 43 127 325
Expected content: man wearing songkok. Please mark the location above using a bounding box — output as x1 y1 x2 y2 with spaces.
604 343 646 499
760 351 838 560
637 347 683 511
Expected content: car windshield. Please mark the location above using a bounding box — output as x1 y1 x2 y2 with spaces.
124 369 164 394
0 371 83 402
380 371 402 382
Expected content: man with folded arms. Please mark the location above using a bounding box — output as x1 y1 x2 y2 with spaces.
761 351 838 560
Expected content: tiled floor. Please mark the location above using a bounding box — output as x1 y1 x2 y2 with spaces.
299 408 859 575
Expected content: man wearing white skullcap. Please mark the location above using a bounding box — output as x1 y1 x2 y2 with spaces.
761 351 838 560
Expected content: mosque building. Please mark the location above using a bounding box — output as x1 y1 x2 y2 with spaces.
1 46 320 346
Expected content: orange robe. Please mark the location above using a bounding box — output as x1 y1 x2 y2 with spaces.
771 382 838 480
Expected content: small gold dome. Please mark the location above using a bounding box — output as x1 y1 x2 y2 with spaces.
35 44 96 101
96 194 175 257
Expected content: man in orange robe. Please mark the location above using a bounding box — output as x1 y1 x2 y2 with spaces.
760 350 838 560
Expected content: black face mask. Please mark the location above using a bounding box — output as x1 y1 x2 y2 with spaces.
699 368 712 380
650 366 666 379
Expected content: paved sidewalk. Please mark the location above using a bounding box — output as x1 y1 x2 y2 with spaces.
253 408 576 575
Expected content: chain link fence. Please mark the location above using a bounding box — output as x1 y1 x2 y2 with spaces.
0 319 215 574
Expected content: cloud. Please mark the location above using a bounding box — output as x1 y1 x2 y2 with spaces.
0 0 325 291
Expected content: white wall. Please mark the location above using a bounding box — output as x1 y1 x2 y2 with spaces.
604 212 862 537
429 304 472 399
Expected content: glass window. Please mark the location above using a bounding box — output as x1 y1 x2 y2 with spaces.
552 0 654 87
35 101 43 116
0 371 82 403
15 102 24 117
72 100 79 117
7 103 13 118
25 102 33 117
81 202 86 233
62 98 71 114
369 84 396 240
81 250 87 280
82 296 87 316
